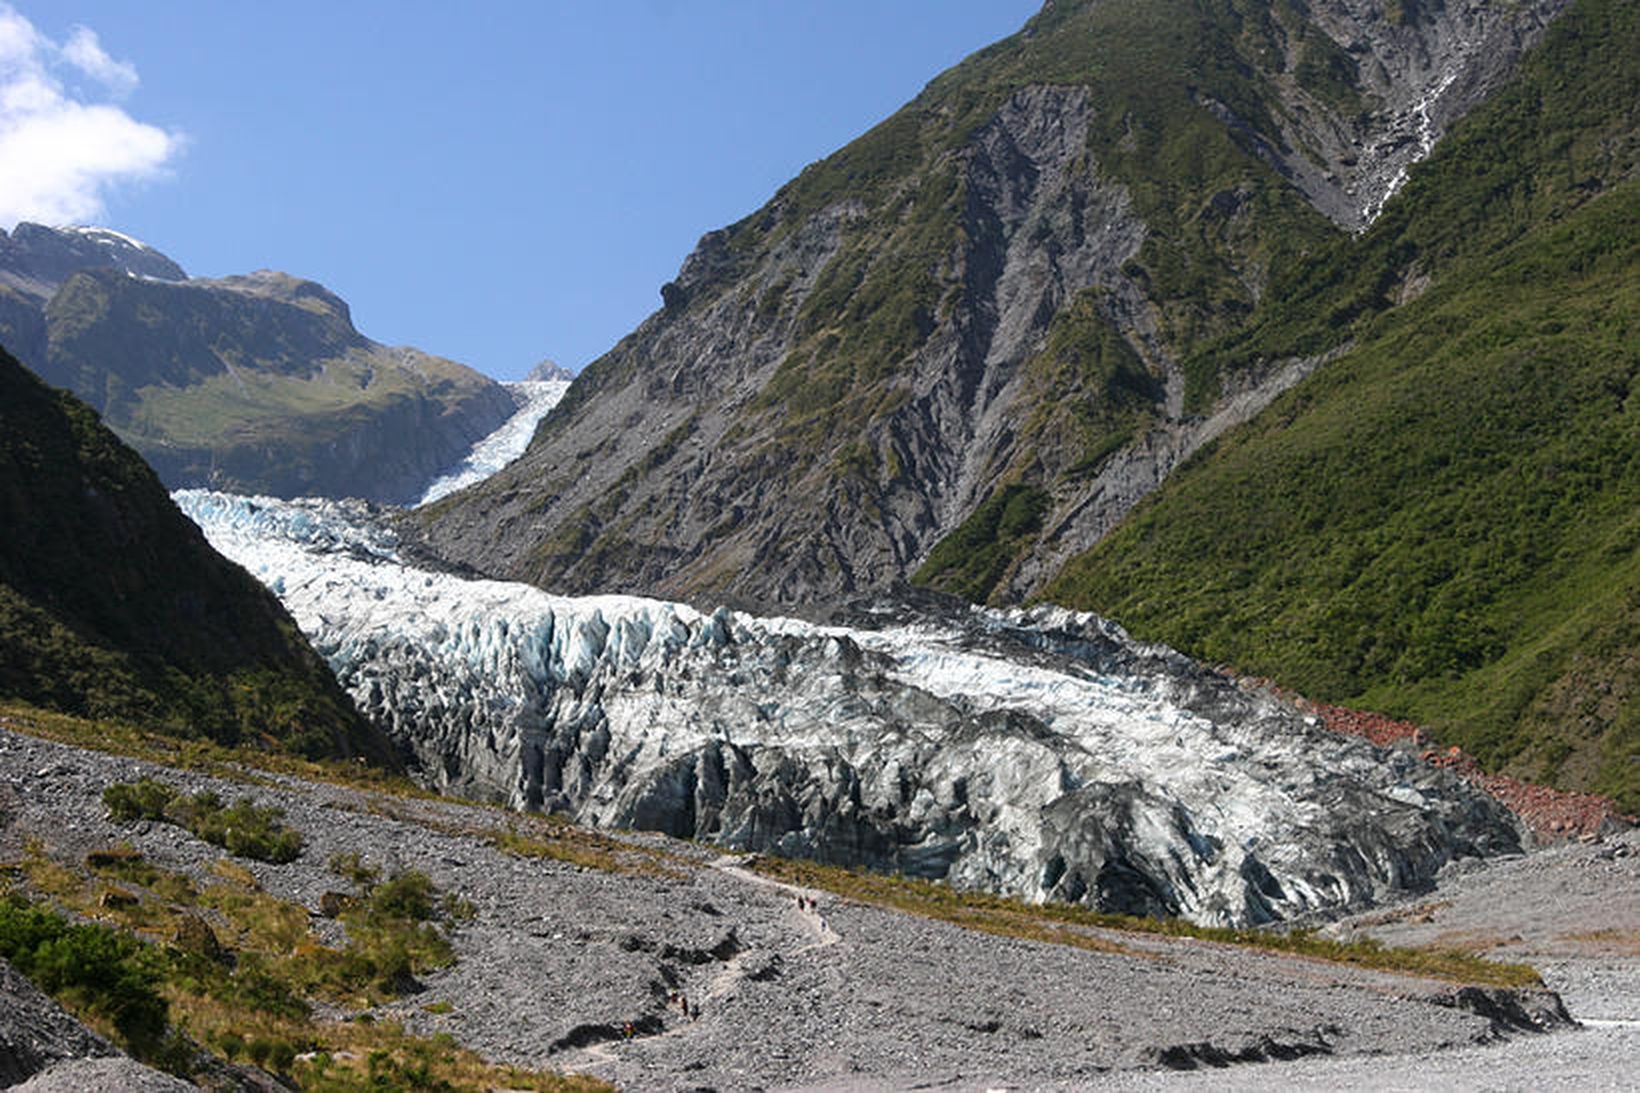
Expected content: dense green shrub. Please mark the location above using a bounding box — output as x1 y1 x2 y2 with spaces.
327 850 381 887
103 779 303 863
102 777 178 822
178 793 304 864
1048 185 1640 808
914 484 1051 603
0 895 169 1055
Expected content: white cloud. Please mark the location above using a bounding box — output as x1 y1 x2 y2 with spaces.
62 26 138 98
0 4 180 229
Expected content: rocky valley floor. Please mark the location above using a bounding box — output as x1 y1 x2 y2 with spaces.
2 719 1635 1091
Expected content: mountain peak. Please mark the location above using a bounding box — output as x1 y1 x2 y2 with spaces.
524 358 574 382
198 269 353 323
0 222 186 288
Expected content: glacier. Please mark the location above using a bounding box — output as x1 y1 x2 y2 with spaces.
416 379 569 505
177 490 1521 927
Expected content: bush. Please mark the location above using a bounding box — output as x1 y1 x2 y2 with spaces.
364 872 436 922
303 863 459 1000
103 779 303 863
187 796 303 864
327 851 380 887
0 895 170 1055
102 777 178 822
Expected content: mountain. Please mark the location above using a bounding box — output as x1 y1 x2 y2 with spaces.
415 0 1634 809
0 346 395 764
525 359 575 382
415 0 1570 601
0 223 515 503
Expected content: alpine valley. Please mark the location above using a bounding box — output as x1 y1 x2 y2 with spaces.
415 0 1637 814
0 0 1636 1090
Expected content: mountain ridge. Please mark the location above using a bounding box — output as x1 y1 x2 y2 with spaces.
415 0 1571 604
0 223 515 503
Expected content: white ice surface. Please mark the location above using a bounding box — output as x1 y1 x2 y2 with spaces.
416 380 569 505
174 490 1510 925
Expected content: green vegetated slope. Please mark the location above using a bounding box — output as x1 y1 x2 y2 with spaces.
0 346 396 765
1048 0 1639 810
38 268 511 502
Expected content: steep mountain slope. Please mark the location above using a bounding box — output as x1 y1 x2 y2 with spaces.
0 224 514 503
1048 0 1638 811
0 347 395 764
416 0 1569 606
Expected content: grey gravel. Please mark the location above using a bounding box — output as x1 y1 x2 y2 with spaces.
9 1056 197 1092
1 723 1631 1091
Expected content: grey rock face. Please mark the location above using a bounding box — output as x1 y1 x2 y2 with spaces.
525 359 575 382
1296 0 1573 228
0 957 121 1087
417 0 1573 612
415 84 1154 606
188 492 1525 928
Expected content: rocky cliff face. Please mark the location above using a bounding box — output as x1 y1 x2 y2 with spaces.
186 490 1523 926
415 0 1570 610
1208 0 1573 229
0 224 514 503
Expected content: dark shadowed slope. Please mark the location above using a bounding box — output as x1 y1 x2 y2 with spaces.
0 346 396 765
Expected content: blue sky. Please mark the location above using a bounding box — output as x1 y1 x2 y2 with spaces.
2 1 1042 380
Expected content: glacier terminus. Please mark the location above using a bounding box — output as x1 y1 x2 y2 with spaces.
177 489 1522 928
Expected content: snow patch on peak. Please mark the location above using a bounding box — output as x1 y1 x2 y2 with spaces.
60 224 157 252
